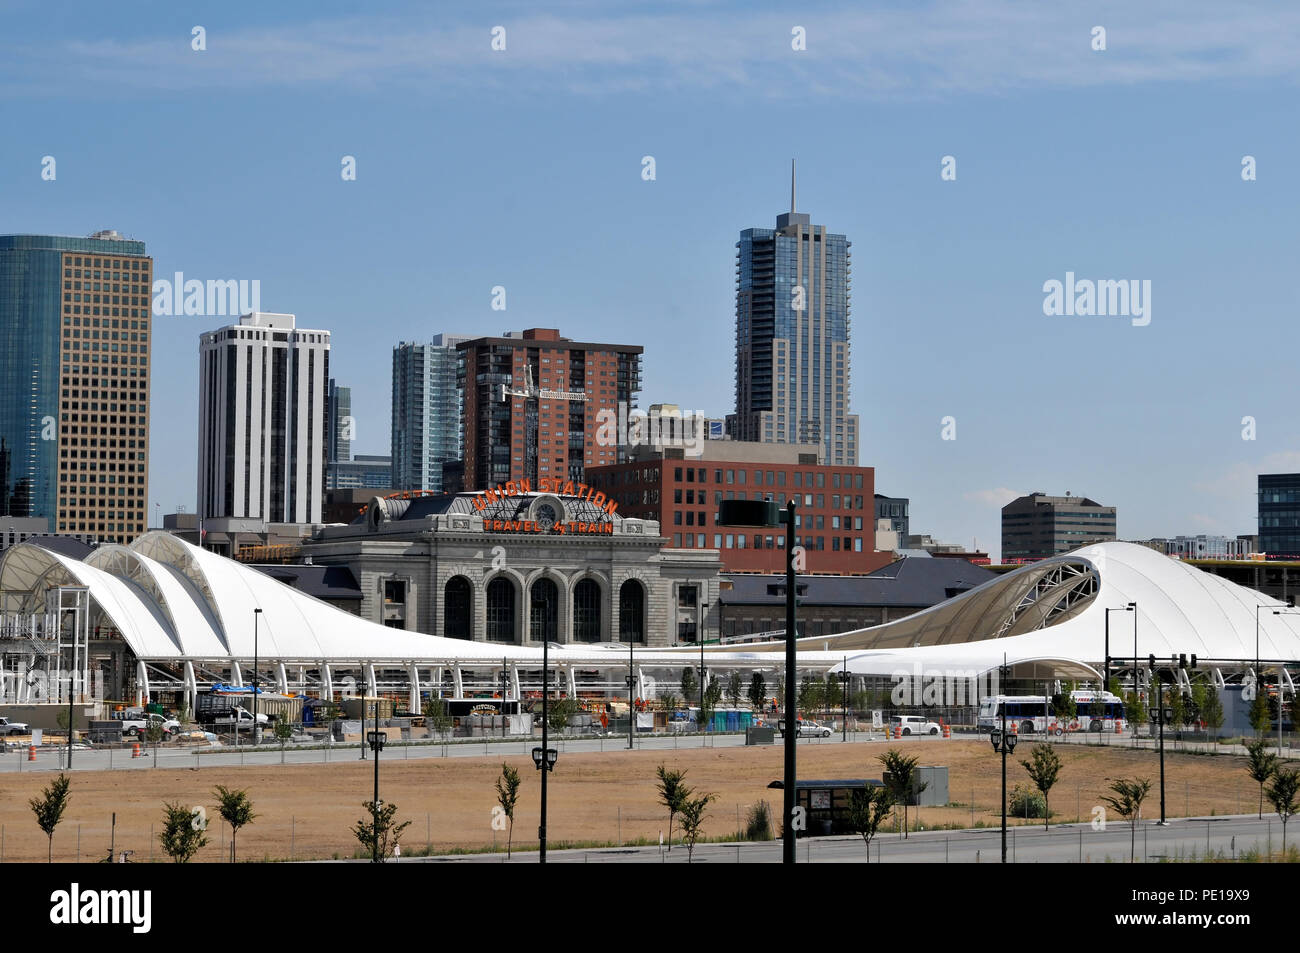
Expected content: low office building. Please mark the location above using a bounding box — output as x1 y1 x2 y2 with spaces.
585 443 891 576
1001 492 1116 561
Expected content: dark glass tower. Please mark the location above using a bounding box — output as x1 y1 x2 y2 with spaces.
1258 473 1300 557
733 163 858 465
0 232 152 540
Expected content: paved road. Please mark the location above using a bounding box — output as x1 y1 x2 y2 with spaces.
0 729 936 774
415 814 1290 863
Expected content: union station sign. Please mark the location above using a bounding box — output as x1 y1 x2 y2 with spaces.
472 479 617 535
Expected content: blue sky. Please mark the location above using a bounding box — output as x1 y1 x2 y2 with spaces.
3 0 1297 559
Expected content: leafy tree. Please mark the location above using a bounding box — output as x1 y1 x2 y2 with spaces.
353 800 411 863
144 718 166 760
213 785 257 863
679 667 697 704
798 676 823 716
823 672 841 720
655 763 692 851
495 763 521 859
1200 681 1225 743
30 774 71 863
847 786 893 861
659 691 681 713
678 792 716 863
1245 738 1280 819
726 672 744 710
1101 778 1152 863
1089 690 1107 735
547 697 579 734
1265 768 1300 855
426 697 453 740
1169 687 1187 732
1051 689 1077 725
1249 684 1272 736
699 680 723 731
159 801 208 863
274 716 294 763
852 688 874 716
1019 743 1063 830
878 749 927 838
747 672 767 713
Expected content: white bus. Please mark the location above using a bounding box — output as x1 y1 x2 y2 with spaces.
978 690 1125 735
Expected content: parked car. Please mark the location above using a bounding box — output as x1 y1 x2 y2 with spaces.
890 715 941 736
0 717 29 736
797 720 834 738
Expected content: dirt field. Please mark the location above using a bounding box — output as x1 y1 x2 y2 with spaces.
0 740 1265 862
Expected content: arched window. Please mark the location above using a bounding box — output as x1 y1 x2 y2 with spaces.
444 576 472 640
530 577 559 642
573 578 602 643
486 577 516 643
619 579 645 643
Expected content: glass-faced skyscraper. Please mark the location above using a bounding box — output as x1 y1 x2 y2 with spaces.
0 232 153 542
732 166 858 465
391 334 468 493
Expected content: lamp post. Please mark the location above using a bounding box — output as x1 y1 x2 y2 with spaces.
533 627 558 863
367 729 386 862
989 657 1018 863
626 637 635 751
699 611 707 743
252 608 262 746
840 660 849 742
1104 603 1135 695
718 497 797 864
1148 654 1168 825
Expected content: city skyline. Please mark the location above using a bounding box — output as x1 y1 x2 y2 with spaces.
3 2 1296 559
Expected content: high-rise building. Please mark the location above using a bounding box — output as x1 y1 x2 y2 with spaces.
198 312 330 524
1001 491 1117 561
458 328 642 490
391 334 467 493
326 379 352 465
0 231 153 543
1258 473 1300 557
732 164 858 465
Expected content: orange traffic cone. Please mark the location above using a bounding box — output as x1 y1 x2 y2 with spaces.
942 725 952 738
28 744 36 762
131 742 141 758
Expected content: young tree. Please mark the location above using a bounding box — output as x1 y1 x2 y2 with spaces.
273 716 294 763
699 680 723 731
877 749 927 838
30 774 71 863
213 785 257 863
353 801 411 863
659 691 681 713
1249 686 1272 737
1101 778 1152 863
726 672 744 710
1266 767 1300 855
655 764 691 850
144 718 166 766
495 762 521 859
1245 738 1280 819
1201 681 1225 745
1019 744 1063 830
847 786 893 861
547 697 578 734
678 792 716 863
747 672 767 713
426 697 453 740
798 676 823 717
159 801 208 863
1169 687 1187 734
1051 689 1077 727
679 666 697 705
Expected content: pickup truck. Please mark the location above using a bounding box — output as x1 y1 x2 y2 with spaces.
0 717 30 736
213 706 269 728
118 712 180 739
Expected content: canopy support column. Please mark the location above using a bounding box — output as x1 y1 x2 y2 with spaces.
452 663 463 700
321 663 334 701
135 659 150 707
182 661 197 714
365 663 377 699
276 662 288 695
408 664 421 715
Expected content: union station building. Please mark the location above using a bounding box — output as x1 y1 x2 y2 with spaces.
302 484 723 647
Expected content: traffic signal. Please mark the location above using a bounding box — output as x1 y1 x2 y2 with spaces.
1190 654 1197 669
1149 654 1156 671
1178 654 1187 669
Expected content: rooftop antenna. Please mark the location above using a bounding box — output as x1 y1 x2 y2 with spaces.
790 159 796 213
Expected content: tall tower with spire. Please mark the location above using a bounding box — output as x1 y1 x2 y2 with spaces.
731 162 857 465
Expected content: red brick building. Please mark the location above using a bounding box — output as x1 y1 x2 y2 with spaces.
586 444 894 575
458 328 642 491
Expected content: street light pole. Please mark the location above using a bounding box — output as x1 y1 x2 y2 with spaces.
782 500 797 865
627 637 634 751
540 632 549 864
252 608 262 746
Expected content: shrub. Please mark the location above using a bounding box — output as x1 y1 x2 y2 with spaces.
744 800 774 841
1010 784 1047 819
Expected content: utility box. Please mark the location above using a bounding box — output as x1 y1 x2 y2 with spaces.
884 766 949 806
746 726 775 745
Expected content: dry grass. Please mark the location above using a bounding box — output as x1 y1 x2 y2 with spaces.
0 739 1261 862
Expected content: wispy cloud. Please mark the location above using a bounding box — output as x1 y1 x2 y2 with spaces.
1193 452 1300 499
4 1 1298 99
963 487 1019 508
